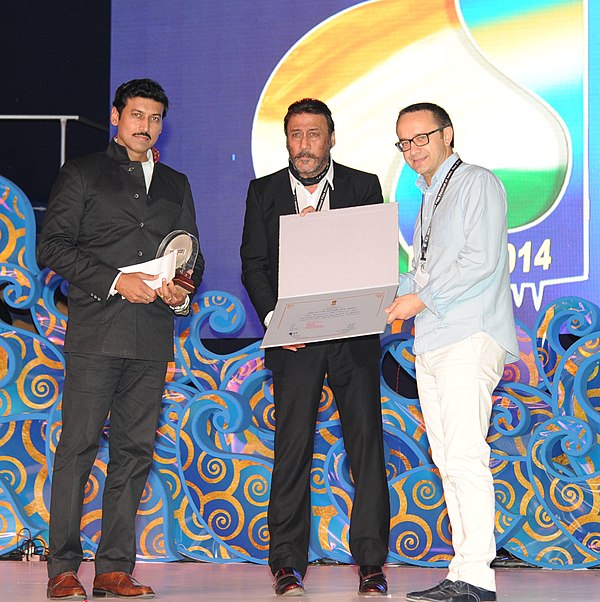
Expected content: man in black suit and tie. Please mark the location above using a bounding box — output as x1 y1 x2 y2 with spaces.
240 98 390 596
39 78 203 600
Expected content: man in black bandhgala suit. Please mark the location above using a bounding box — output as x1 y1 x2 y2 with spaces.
38 78 203 600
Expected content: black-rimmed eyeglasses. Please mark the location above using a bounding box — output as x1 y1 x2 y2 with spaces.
395 126 447 152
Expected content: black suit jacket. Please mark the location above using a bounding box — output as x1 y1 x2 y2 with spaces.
38 140 204 361
240 161 383 371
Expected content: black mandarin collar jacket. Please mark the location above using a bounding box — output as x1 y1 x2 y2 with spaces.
38 140 204 361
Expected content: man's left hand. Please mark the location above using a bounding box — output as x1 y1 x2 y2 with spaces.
282 343 306 351
157 278 187 307
385 294 426 323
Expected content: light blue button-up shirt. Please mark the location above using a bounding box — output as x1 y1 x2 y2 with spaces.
398 152 519 362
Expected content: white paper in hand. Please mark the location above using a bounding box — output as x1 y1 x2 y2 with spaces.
118 250 177 290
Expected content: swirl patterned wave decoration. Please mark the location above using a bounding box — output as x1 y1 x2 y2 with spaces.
1 175 600 568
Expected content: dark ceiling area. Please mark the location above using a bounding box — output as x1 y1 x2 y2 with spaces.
1 2 111 215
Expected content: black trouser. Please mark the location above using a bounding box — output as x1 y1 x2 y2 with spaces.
47 353 167 578
268 341 390 576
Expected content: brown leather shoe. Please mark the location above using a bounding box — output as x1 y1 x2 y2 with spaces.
47 571 87 600
92 572 154 599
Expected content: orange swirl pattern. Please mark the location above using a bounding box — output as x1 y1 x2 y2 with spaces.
2 154 600 570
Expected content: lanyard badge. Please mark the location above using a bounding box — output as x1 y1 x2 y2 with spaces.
414 262 430 290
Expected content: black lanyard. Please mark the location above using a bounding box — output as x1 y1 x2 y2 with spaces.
293 180 331 214
419 158 462 263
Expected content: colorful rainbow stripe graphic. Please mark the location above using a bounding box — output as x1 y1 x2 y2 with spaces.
253 0 584 306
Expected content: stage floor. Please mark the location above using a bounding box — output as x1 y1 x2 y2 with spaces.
3 561 598 601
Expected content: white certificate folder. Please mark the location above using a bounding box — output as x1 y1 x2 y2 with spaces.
261 202 399 348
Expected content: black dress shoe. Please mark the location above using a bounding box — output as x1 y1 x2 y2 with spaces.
358 565 388 596
445 581 496 601
274 567 305 596
406 579 455 601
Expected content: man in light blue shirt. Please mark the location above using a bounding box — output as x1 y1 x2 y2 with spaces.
386 103 518 602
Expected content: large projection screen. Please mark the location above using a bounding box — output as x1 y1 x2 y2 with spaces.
111 0 595 339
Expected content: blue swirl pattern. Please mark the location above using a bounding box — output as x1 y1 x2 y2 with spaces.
1 175 600 568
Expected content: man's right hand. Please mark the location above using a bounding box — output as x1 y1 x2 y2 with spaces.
115 272 158 304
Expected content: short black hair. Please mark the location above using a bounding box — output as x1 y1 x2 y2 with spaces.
284 98 335 136
112 78 169 118
397 102 454 147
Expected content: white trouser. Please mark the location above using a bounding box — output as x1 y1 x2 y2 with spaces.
415 332 506 592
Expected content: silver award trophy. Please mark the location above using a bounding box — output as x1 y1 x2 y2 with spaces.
155 230 199 295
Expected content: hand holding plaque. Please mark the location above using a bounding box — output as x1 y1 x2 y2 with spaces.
155 230 199 295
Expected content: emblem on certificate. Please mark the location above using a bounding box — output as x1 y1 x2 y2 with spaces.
156 230 199 295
